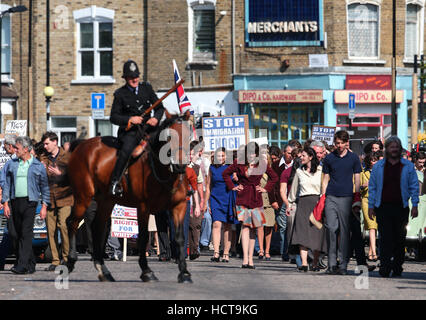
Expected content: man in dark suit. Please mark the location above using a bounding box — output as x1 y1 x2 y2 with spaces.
109 60 165 196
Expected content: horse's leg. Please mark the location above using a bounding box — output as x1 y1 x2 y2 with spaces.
66 198 92 273
92 201 115 282
173 201 192 283
138 206 158 282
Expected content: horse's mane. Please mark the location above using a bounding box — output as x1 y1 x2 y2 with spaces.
149 114 181 146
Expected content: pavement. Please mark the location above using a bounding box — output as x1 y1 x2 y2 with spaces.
0 251 424 300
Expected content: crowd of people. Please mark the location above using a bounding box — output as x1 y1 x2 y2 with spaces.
152 131 422 278
0 129 422 279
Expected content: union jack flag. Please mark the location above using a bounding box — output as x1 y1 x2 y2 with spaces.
173 59 193 115
173 59 196 138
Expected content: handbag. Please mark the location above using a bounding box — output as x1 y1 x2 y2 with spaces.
309 194 326 230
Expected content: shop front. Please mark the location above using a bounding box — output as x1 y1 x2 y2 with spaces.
238 89 324 148
334 74 407 154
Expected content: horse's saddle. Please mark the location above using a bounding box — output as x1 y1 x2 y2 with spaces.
101 136 148 158
101 136 120 149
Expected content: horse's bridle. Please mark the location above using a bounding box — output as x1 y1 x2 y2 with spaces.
146 115 188 187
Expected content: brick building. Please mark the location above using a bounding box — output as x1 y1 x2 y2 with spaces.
2 0 425 149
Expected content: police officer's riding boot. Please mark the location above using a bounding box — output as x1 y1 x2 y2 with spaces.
109 153 130 197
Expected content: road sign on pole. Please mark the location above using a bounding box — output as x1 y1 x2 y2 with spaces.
349 93 356 120
91 93 105 110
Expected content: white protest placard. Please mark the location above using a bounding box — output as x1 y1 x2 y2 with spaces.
0 137 10 170
311 125 336 146
110 205 138 262
110 218 138 239
5 120 27 136
202 115 248 152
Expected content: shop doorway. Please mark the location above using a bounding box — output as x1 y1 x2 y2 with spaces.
337 113 391 155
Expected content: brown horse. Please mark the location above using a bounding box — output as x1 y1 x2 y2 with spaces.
66 111 192 283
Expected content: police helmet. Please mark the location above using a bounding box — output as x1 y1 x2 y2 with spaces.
122 59 140 78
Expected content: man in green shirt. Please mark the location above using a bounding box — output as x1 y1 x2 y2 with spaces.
2 136 49 274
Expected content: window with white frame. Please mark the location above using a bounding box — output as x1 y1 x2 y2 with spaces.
347 2 380 59
73 6 114 83
405 2 424 61
188 0 216 62
0 4 11 81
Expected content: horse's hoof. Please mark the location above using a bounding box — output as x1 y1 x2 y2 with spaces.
140 272 159 282
66 262 75 274
178 273 192 284
98 273 116 282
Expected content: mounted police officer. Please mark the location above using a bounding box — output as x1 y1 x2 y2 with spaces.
109 60 165 196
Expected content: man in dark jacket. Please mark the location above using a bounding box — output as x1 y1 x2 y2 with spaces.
109 60 165 196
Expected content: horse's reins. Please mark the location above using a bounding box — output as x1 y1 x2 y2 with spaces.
146 116 187 191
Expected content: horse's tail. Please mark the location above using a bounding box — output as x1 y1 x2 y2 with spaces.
69 139 86 152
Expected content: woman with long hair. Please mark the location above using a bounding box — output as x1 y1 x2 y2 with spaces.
287 147 327 272
223 142 278 269
257 147 275 261
361 151 380 262
205 147 238 262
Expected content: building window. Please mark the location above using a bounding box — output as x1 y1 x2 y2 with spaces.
347 2 380 59
51 116 77 146
405 2 424 61
188 0 216 63
0 5 11 82
73 6 114 84
242 104 324 149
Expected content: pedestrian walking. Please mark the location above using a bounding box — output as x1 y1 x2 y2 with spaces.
360 152 380 262
40 131 74 271
322 130 362 275
223 142 278 269
188 141 204 261
205 147 238 263
287 147 326 272
272 142 298 261
2 136 50 274
257 148 276 261
0 134 18 270
368 136 419 277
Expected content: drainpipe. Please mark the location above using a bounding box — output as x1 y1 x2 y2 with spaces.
231 0 235 75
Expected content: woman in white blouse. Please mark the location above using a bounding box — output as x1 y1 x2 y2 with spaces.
287 146 327 272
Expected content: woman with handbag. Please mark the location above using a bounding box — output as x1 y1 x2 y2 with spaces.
287 147 327 272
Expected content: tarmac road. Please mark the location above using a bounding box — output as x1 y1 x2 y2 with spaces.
0 252 425 301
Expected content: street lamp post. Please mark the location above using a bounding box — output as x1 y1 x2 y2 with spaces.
0 5 27 133
44 86 54 130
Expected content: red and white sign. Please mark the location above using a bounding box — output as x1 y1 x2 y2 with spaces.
239 90 323 103
110 218 138 239
111 205 137 220
334 90 404 104
346 75 391 90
